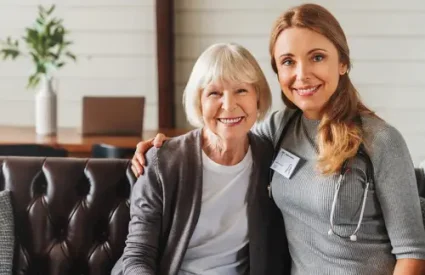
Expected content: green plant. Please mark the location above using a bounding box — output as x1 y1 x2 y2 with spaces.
0 4 76 89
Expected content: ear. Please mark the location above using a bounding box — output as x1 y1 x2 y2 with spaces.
339 63 348 75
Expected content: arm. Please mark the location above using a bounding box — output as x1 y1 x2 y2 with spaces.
132 110 288 177
370 125 425 274
251 110 285 145
122 149 162 275
393 259 425 275
252 108 299 148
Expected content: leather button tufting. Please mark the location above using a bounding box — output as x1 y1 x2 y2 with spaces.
99 231 108 242
59 228 66 239
0 157 136 274
40 182 47 192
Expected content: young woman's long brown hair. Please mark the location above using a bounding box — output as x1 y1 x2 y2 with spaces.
269 3 378 175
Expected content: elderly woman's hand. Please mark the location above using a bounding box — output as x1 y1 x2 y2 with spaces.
131 133 169 177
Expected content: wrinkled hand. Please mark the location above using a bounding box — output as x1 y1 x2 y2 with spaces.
131 133 168 177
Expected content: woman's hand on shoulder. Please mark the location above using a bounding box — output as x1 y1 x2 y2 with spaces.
131 133 169 177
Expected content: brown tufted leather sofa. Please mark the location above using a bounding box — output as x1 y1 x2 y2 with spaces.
0 157 136 275
1 157 424 275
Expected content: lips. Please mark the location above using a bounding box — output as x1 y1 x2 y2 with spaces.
293 85 321 96
217 117 244 125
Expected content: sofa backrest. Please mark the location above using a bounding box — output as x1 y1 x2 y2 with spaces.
0 157 135 275
1 157 424 275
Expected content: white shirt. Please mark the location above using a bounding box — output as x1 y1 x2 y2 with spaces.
179 147 253 275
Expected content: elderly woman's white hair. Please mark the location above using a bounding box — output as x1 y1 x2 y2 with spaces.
183 43 272 127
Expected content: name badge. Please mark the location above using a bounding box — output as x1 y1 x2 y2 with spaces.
270 148 300 179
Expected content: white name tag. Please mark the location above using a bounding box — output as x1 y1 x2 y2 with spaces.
271 148 300 179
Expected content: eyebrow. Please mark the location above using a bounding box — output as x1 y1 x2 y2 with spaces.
279 48 328 58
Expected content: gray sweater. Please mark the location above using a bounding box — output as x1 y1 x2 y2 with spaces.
254 109 425 275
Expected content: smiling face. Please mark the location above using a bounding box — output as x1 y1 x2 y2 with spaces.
273 27 347 119
200 81 258 141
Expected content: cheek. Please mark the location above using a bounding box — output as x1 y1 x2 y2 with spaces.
246 103 258 117
200 100 216 119
243 97 261 120
277 70 292 88
318 63 340 85
246 94 259 108
277 72 293 98
321 72 340 96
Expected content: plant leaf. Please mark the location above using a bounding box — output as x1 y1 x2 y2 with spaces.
0 49 19 60
47 5 55 16
48 52 59 60
29 51 39 62
65 51 76 61
27 73 41 89
36 18 45 26
1 3 76 85
36 62 47 74
0 37 21 60
38 6 46 20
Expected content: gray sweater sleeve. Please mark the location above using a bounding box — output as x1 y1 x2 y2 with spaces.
122 148 162 274
369 123 425 259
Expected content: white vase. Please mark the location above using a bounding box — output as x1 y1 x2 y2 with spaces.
35 76 57 135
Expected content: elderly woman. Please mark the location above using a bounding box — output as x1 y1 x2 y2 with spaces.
111 43 290 275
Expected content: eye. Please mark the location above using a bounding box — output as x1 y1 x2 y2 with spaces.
207 91 220 97
237 89 248 94
281 58 294 66
312 54 325 62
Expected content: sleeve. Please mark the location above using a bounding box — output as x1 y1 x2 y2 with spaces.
371 125 425 260
122 148 163 274
251 110 286 146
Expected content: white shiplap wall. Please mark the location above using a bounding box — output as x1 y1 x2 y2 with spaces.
0 0 158 129
174 0 425 165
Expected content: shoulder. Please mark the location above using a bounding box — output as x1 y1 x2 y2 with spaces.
146 129 202 171
139 129 202 192
161 129 201 151
361 115 407 152
147 129 200 158
360 115 413 172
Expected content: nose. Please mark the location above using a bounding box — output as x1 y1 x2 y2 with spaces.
295 62 311 81
221 92 237 111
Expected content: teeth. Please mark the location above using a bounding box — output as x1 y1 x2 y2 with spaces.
219 117 243 124
296 86 319 95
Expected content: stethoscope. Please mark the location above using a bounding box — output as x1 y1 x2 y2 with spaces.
327 148 374 242
267 110 375 242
